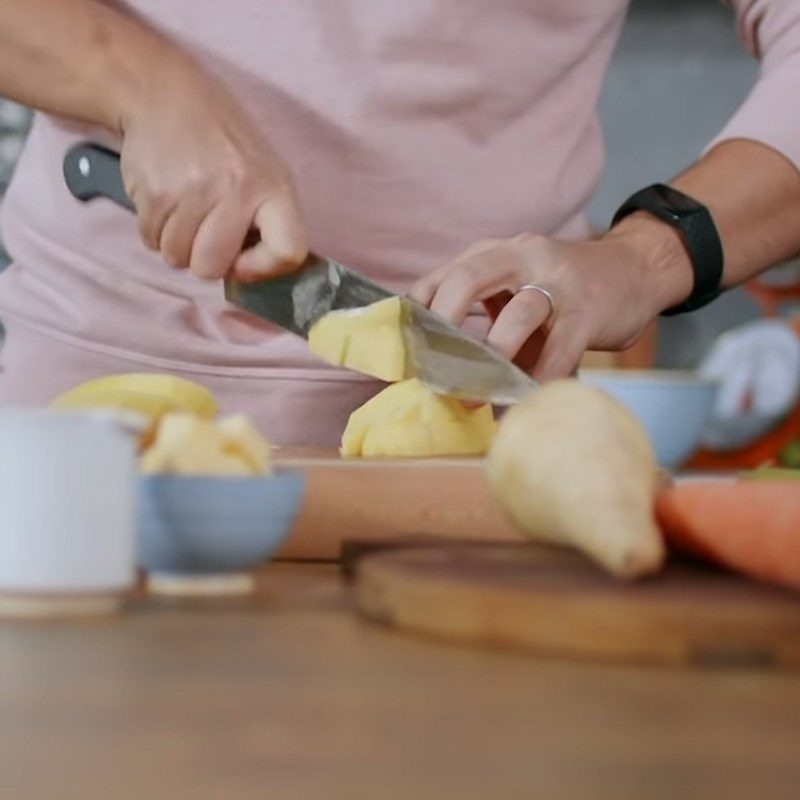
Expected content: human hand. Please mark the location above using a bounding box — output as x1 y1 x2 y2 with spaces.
410 216 693 380
119 56 308 281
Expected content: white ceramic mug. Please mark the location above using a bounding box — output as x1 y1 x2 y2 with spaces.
0 410 137 617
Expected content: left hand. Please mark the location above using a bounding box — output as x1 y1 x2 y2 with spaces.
409 220 692 381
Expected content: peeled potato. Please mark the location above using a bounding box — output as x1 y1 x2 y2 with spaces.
308 296 408 382
218 414 272 473
342 378 496 458
51 373 219 419
140 413 199 473
141 413 272 476
52 389 184 433
52 374 220 451
312 300 496 458
487 379 664 580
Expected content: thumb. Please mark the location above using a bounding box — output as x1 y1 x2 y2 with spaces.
234 190 309 280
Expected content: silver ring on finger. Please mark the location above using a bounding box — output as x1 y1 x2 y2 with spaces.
516 283 556 323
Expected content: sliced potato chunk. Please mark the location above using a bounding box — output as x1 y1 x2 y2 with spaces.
341 378 496 458
309 296 408 382
141 413 272 476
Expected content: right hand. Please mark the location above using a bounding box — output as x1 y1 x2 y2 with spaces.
119 57 308 281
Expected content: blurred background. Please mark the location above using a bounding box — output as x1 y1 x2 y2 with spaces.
0 0 795 366
590 0 763 368
0 99 30 264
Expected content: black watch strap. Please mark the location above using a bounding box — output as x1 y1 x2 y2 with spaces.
611 183 724 316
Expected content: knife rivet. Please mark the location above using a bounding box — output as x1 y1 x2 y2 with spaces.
78 156 91 178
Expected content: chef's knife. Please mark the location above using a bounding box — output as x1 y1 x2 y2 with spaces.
63 143 538 404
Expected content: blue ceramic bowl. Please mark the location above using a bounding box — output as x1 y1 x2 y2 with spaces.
137 472 306 575
580 370 719 469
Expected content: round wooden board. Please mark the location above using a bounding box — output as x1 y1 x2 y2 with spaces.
355 544 800 669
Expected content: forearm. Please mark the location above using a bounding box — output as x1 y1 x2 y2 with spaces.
0 0 185 133
674 139 800 285
607 139 800 313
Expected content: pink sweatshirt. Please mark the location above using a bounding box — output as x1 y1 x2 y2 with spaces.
0 0 798 444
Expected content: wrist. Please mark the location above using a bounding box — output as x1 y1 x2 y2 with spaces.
602 211 695 315
103 26 195 135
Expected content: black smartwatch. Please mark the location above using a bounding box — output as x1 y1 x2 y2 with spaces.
611 183 724 316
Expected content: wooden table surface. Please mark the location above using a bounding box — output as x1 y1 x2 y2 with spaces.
1 563 798 800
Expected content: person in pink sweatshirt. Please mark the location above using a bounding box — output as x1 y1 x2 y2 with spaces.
0 1 798 445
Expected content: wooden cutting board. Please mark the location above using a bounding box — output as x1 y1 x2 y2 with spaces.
354 543 800 669
274 448 519 560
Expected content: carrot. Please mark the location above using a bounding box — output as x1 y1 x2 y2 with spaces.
656 480 800 592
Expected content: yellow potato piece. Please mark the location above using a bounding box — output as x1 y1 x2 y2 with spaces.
141 413 272 476
52 389 183 429
341 379 496 458
218 414 272 474
308 296 408 382
140 414 199 473
162 436 255 477
52 373 218 420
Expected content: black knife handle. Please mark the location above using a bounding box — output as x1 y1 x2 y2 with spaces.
63 143 135 212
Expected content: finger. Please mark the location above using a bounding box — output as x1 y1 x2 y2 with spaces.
485 290 552 361
120 160 166 252
189 199 252 280
409 240 503 307
234 191 309 280
532 321 589 382
429 259 512 327
135 191 176 252
483 290 514 323
409 271 443 307
158 193 214 269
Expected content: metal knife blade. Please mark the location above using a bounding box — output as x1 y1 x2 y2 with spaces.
226 260 538 404
64 143 538 405
402 301 538 405
224 254 393 338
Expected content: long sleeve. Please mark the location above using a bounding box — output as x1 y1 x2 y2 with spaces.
708 0 800 170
